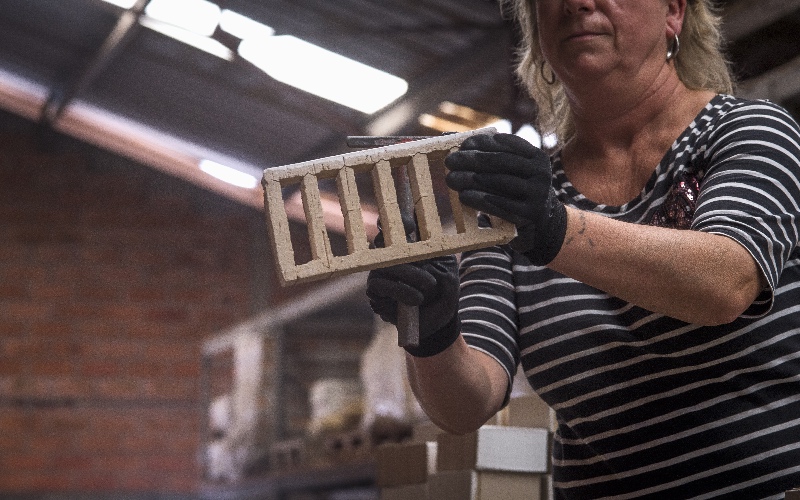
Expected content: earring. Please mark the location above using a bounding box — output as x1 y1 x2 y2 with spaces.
540 60 557 85
666 34 680 61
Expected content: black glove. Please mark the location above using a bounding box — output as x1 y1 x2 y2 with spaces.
367 216 460 357
444 133 567 266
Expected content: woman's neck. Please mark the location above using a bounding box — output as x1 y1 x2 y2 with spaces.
565 63 717 160
559 70 715 205
567 65 688 153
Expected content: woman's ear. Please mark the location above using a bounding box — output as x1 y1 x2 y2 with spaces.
666 0 687 37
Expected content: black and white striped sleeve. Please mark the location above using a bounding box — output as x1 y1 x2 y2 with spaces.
458 243 521 396
692 99 800 316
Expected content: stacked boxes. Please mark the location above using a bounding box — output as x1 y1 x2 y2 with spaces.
428 469 544 500
436 426 549 473
430 426 549 500
376 441 437 499
377 394 554 499
501 392 556 431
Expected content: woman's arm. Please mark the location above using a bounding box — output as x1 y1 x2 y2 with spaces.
405 336 509 435
550 207 766 326
366 245 516 435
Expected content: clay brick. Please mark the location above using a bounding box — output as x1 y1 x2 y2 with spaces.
95 376 196 401
0 357 24 376
79 360 123 378
0 283 28 299
0 471 73 491
127 359 200 379
263 128 515 286
29 320 74 338
83 338 142 360
0 413 30 452
145 305 190 323
30 358 73 376
0 301 54 321
22 375 87 399
0 243 25 260
0 336 27 357
0 320 24 336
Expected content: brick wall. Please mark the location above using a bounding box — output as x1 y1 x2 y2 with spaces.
0 113 272 496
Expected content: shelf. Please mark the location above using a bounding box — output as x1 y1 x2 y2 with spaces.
201 459 377 500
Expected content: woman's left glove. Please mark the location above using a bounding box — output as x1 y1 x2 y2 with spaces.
444 133 567 265
366 219 461 357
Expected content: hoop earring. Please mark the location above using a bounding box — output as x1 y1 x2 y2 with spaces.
540 60 556 85
666 34 680 61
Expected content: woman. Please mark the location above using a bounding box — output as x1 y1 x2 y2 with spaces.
366 0 800 497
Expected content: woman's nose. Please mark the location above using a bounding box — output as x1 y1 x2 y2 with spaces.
562 0 595 15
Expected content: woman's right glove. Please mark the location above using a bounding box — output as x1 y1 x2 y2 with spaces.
444 133 567 266
366 219 460 357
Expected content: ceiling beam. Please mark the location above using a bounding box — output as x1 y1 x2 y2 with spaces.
202 272 369 356
722 0 800 41
737 54 800 103
42 0 150 125
363 28 511 137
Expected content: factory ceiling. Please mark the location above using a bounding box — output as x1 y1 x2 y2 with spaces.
0 0 799 213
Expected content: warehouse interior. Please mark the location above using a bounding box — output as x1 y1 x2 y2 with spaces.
1 0 799 498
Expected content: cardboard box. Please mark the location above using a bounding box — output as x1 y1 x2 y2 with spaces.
505 394 553 430
437 426 549 473
376 441 436 487
428 469 542 500
786 489 800 500
412 419 445 444
380 483 428 500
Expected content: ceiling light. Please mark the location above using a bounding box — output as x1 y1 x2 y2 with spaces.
515 124 542 148
239 35 408 114
200 159 259 189
542 133 559 149
420 102 509 133
220 10 275 40
144 0 221 36
139 17 233 60
439 101 499 124
102 0 138 8
486 118 512 134
418 113 473 132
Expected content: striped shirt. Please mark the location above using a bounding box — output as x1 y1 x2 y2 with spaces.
460 95 800 499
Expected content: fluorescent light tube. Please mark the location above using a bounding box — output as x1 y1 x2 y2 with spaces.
139 16 233 60
486 118 512 134
144 0 221 36
199 159 259 189
220 10 275 40
515 124 542 148
102 0 138 8
239 35 408 114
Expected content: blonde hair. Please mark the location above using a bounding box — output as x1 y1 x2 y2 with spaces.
507 0 734 145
